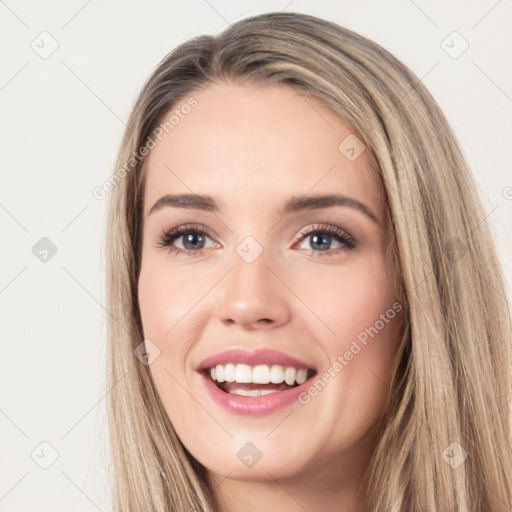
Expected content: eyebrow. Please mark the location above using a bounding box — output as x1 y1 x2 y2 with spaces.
147 193 381 225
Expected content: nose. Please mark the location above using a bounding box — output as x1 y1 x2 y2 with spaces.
215 247 291 330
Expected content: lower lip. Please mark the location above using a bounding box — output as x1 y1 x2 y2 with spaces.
199 372 313 416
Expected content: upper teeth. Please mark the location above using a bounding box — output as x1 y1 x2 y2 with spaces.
210 364 308 386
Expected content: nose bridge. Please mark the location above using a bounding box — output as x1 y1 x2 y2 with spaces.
215 235 290 328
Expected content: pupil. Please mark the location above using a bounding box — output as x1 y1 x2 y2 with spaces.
184 233 204 249
312 233 330 250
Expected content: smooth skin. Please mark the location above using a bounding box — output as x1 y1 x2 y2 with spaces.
137 81 403 512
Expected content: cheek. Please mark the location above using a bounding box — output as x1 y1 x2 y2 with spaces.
137 254 218 384
294 252 401 418
137 263 196 421
291 251 398 345
137 261 193 385
137 256 210 338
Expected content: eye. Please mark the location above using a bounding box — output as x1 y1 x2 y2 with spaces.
156 224 217 256
156 222 356 257
294 223 356 255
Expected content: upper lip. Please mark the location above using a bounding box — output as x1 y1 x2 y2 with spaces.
197 348 317 372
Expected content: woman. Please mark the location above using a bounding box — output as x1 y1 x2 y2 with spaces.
104 11 512 511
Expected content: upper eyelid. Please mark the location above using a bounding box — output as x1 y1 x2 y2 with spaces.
162 222 350 238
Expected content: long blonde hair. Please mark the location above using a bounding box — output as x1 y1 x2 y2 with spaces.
104 11 512 511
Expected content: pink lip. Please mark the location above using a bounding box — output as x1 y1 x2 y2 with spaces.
199 372 315 416
197 348 316 371
196 348 317 416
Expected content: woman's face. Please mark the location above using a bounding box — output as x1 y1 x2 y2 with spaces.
138 81 402 486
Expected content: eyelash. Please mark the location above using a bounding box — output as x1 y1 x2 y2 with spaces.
155 222 357 257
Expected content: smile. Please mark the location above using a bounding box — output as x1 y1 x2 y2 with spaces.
205 363 315 396
196 348 318 415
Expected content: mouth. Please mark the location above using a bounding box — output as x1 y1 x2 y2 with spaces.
201 364 318 396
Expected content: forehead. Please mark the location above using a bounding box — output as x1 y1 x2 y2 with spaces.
143 81 384 219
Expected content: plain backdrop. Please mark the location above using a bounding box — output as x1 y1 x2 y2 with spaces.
0 1 511 510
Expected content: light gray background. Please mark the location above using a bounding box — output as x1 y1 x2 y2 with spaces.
1 1 511 510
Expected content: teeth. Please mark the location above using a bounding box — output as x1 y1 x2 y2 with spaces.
209 363 311 386
270 365 285 383
284 367 296 386
296 368 308 385
225 363 236 382
215 365 225 382
235 364 252 383
229 389 279 396
253 365 270 384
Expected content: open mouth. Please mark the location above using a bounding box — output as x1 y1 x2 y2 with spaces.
202 364 318 396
